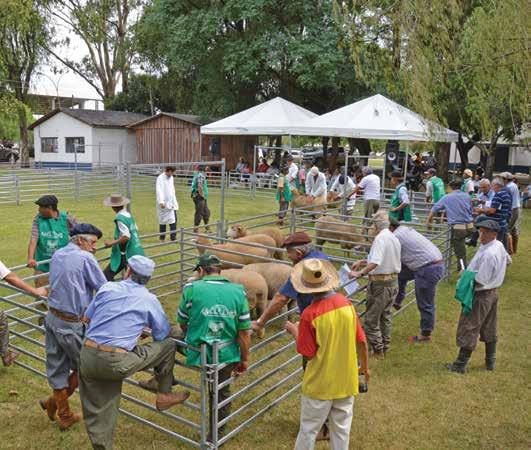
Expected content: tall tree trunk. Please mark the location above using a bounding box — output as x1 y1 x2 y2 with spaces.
483 135 499 179
435 142 450 182
456 133 480 170
348 138 371 166
18 107 29 167
321 136 329 168
329 137 340 170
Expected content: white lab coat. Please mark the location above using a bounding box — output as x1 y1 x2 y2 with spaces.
288 162 299 190
330 176 357 210
156 173 179 224
306 172 327 199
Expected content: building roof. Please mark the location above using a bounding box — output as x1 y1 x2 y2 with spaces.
127 112 214 128
29 108 148 130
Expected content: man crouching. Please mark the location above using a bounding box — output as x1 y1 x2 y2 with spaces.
79 255 189 450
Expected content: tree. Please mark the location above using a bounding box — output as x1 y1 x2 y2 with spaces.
456 0 528 177
46 0 144 101
0 0 50 165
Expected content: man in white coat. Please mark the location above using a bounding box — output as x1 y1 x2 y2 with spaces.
156 166 179 241
330 174 356 214
305 166 328 210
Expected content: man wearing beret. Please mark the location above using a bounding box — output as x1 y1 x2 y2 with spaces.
39 223 106 430
27 195 77 289
447 220 511 373
80 255 189 450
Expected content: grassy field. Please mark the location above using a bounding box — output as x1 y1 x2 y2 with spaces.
0 187 529 450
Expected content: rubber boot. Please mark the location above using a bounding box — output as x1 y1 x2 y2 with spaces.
54 389 82 430
485 342 496 371
39 371 78 421
446 348 472 374
512 235 518 255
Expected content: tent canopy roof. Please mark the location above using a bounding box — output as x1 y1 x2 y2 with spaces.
293 94 458 142
200 97 317 136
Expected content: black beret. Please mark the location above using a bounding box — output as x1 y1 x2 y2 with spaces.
35 195 58 207
70 223 103 239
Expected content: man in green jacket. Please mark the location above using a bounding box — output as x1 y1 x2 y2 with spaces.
389 171 412 222
424 168 445 204
27 195 77 288
103 194 144 281
191 165 211 233
276 165 293 225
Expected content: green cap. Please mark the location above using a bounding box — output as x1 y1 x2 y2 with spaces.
194 253 221 271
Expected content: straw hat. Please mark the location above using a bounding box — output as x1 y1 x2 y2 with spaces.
103 193 130 207
290 258 339 294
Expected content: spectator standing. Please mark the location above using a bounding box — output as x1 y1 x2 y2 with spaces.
191 165 211 233
276 166 292 225
354 167 381 230
284 258 369 450
482 177 512 250
155 166 179 242
461 169 475 196
500 172 521 254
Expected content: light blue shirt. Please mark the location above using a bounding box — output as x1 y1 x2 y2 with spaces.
48 242 107 316
85 279 170 351
431 191 473 225
506 181 521 209
393 226 443 270
478 189 495 207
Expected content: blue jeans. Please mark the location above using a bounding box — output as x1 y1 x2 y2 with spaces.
395 263 444 336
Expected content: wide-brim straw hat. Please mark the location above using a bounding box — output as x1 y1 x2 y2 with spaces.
103 193 130 207
290 258 340 294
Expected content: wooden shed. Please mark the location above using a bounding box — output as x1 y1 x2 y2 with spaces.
129 112 258 168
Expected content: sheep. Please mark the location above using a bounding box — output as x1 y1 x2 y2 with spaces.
195 235 271 268
315 214 368 252
242 262 292 300
227 224 285 259
290 189 327 213
231 233 278 259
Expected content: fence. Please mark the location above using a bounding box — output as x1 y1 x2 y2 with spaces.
1 201 452 449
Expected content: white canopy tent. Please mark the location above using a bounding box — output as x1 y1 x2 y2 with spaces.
292 94 458 143
200 96 317 136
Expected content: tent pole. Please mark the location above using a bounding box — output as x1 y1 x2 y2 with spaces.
403 143 409 179
252 144 257 199
342 149 349 219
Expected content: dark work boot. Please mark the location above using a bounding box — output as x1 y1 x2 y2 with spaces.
446 348 472 374
485 342 496 371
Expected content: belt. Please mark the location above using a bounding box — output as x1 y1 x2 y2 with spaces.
84 339 127 354
419 259 444 269
368 273 398 282
452 223 474 230
49 307 81 323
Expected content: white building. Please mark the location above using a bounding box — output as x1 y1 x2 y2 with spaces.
29 108 147 169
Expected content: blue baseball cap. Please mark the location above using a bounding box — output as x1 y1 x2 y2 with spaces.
128 255 155 277
70 223 103 239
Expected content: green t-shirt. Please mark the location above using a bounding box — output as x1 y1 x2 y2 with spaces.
177 275 251 366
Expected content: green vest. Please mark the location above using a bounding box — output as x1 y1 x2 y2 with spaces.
177 276 251 365
389 183 412 222
461 179 474 195
276 175 293 202
35 211 70 272
431 176 445 203
110 212 144 272
191 172 208 199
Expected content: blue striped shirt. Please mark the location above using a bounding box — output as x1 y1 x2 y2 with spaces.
488 188 512 231
431 191 473 225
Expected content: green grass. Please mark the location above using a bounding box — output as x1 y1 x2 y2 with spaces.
0 187 530 449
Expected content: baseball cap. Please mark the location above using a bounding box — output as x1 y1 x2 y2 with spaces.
194 253 222 271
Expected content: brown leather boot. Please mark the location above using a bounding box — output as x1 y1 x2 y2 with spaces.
39 394 57 421
54 389 82 430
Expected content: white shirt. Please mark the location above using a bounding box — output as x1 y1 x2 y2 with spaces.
463 178 474 194
306 172 327 198
467 239 511 290
0 260 11 279
116 209 132 238
426 179 433 198
288 163 299 189
330 176 355 196
358 174 381 201
156 173 179 210
367 228 401 275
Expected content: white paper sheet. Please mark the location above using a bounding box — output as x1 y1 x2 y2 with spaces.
339 263 359 296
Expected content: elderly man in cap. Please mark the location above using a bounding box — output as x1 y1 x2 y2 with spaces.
103 194 144 281
0 260 47 366
354 166 381 231
388 171 412 222
389 218 444 342
80 255 189 450
425 168 445 204
39 223 106 430
177 253 251 440
427 179 474 271
447 220 511 374
461 169 475 195
284 259 369 450
500 172 521 254
350 214 401 358
305 166 327 206
27 195 77 289
252 232 330 334
156 166 179 241
482 177 512 250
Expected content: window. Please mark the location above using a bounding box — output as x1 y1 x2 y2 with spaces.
41 137 58 153
65 137 85 153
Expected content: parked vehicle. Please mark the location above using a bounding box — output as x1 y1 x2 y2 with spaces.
0 144 19 162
